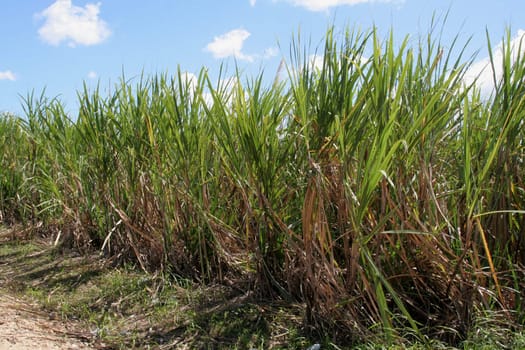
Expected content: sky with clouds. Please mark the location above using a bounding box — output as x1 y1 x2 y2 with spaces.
1 0 524 115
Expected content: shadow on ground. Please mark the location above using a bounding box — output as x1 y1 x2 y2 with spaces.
0 225 316 349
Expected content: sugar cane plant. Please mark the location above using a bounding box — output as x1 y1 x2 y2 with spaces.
1 25 524 346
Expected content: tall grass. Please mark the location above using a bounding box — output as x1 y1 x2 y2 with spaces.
1 26 524 345
0 112 30 223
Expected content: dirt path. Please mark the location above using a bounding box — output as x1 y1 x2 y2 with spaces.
0 294 94 350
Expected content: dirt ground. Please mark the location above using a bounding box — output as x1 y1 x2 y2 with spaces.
0 294 93 350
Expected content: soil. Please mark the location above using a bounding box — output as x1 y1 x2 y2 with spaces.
0 294 93 350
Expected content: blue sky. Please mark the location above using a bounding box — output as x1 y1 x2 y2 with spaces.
1 0 524 116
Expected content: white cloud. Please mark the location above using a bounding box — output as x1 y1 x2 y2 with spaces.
37 0 111 47
205 29 255 62
205 29 279 63
280 0 403 11
87 71 98 79
465 29 525 97
263 47 279 59
250 0 257 6
0 70 16 81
